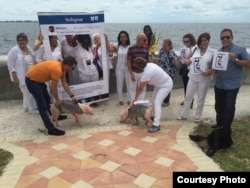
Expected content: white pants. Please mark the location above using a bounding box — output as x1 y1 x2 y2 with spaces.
129 72 146 100
115 68 131 102
152 85 173 127
19 85 37 111
180 77 211 119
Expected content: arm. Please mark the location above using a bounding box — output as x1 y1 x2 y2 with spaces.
33 33 43 51
34 46 45 62
229 52 250 68
51 79 61 105
234 59 250 68
127 59 135 81
11 72 19 86
7 49 19 86
104 34 116 52
61 77 77 102
132 81 148 103
173 60 180 70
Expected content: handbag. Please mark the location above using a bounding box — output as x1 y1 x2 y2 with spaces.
179 64 188 76
179 47 197 76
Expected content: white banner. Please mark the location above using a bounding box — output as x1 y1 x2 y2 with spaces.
37 11 109 103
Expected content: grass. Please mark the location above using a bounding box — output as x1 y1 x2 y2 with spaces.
193 117 250 171
0 118 249 176
0 149 13 176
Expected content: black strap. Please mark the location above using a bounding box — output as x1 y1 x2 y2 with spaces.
191 47 197 57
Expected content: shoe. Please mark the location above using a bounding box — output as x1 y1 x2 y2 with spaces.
148 125 160 133
48 128 65 136
162 102 169 107
178 116 187 120
119 101 124 106
57 115 67 121
189 135 207 142
180 101 184 106
91 103 98 107
29 109 39 115
194 119 200 123
206 148 217 157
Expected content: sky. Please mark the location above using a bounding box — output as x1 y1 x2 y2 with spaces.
1 0 250 23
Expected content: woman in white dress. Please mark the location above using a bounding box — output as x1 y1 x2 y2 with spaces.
105 31 131 106
7 33 38 114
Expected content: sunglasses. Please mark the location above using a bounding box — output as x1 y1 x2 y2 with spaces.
183 40 190 43
221 36 231 40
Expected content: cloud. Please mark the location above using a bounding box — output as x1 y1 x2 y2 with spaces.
0 0 250 23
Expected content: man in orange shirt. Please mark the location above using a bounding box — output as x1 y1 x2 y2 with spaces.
25 56 77 136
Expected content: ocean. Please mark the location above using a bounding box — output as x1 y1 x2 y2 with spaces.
1 22 250 55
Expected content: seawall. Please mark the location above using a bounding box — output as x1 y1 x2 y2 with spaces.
1 55 250 101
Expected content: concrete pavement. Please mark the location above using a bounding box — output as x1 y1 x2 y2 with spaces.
0 86 249 187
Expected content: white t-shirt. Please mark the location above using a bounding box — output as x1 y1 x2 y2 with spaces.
114 43 130 69
73 45 97 75
141 63 172 88
60 38 74 57
35 45 62 62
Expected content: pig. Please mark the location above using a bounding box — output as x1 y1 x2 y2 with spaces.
50 101 94 127
119 104 153 126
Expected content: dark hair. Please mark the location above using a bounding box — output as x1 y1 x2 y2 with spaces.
117 30 130 46
183 33 196 46
16 32 28 41
197 32 210 48
220 28 233 38
49 35 58 47
63 56 77 66
77 34 92 49
143 25 154 46
134 57 147 69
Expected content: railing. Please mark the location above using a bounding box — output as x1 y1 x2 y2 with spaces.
1 55 250 101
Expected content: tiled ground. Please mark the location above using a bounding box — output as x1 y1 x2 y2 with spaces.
5 123 204 188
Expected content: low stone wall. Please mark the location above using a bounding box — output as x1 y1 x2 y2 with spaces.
1 55 250 101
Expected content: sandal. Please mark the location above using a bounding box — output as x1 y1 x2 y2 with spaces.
178 116 187 120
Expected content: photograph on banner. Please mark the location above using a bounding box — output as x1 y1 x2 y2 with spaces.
212 51 229 71
37 11 109 104
179 47 190 63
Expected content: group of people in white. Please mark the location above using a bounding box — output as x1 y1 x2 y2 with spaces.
7 26 250 134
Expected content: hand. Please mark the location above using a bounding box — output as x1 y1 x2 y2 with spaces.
37 33 44 42
184 59 191 65
72 96 78 104
56 99 63 106
13 79 19 86
131 74 135 82
229 52 236 61
130 100 135 107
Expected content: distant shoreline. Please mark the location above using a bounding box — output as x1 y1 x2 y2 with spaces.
0 21 38 23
